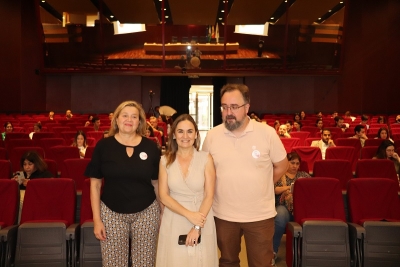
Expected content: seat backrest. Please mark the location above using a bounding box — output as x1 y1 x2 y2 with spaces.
280 138 300 153
0 147 7 159
47 146 80 175
5 138 35 156
293 178 346 223
40 137 66 156
86 131 103 145
60 131 78 145
84 146 95 159
291 146 322 173
10 147 45 173
63 158 91 191
0 179 19 227
325 146 357 172
347 178 400 224
335 138 362 152
31 132 56 146
20 178 76 226
289 131 310 145
313 159 353 190
364 138 384 147
44 159 58 178
4 132 29 141
0 160 12 178
355 159 398 183
325 127 343 139
360 146 378 159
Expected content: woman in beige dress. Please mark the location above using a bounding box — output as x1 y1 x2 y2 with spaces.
156 114 218 267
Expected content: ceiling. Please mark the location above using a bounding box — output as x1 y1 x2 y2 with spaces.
40 0 345 26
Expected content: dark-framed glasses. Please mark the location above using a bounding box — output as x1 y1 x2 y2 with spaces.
220 103 247 112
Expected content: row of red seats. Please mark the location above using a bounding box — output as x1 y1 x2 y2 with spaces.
285 177 400 266
0 178 101 266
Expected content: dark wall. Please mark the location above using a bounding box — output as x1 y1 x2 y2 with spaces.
0 0 45 113
0 1 399 116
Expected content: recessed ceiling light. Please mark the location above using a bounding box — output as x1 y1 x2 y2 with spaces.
164 8 166 10
271 17 274 19
318 17 321 20
329 10 332 12
221 10 224 12
165 16 169 18
110 15 114 18
219 18 223 20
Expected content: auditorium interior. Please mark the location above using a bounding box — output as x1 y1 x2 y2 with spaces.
1 1 400 267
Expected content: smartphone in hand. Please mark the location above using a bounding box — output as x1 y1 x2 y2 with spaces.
178 234 201 245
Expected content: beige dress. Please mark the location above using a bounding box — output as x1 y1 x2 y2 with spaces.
156 150 218 267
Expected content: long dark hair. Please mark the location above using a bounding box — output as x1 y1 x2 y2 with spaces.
375 140 395 159
165 114 200 167
20 150 48 173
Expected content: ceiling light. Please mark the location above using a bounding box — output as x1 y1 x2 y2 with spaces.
110 15 114 18
270 17 274 19
221 10 224 12
164 8 166 10
340 1 343 3
318 17 321 20
219 18 223 20
329 10 332 12
165 16 169 18
42 0 45 2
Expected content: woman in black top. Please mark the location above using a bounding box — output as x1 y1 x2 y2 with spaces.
85 100 161 267
12 150 53 190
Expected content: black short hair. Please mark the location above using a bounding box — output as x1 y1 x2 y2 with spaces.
354 124 365 133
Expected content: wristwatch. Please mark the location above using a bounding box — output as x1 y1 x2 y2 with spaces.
193 225 201 231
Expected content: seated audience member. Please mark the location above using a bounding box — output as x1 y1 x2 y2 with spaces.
12 150 53 190
285 120 293 133
293 121 302 132
108 112 114 121
145 125 161 149
71 130 88 159
249 112 261 122
316 118 324 131
66 109 73 120
300 111 306 120
360 115 370 130
84 115 94 127
375 127 393 142
377 116 386 124
274 120 281 133
395 115 400 124
1 122 13 141
344 111 356 122
316 111 323 118
278 125 291 138
149 116 164 137
103 130 109 138
92 117 101 131
273 152 311 259
335 116 348 132
29 122 42 139
350 125 368 147
331 111 338 119
48 111 55 121
293 113 300 122
311 129 336 159
373 140 400 174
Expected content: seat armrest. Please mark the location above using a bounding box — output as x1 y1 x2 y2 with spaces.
348 222 365 239
66 223 80 240
287 221 302 238
0 224 19 241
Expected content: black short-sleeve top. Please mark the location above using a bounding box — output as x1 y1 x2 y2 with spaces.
85 136 160 214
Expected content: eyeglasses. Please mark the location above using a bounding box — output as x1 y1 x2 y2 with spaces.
220 103 247 112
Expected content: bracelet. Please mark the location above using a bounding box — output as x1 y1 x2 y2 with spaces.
193 225 201 231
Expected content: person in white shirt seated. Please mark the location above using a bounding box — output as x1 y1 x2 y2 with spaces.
29 123 42 139
311 129 336 159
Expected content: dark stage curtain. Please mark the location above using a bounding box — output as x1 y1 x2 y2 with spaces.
160 77 191 118
212 77 227 127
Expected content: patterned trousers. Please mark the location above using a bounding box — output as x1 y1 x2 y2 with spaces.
100 200 160 267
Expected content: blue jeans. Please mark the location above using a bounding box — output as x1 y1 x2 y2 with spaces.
273 205 293 253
